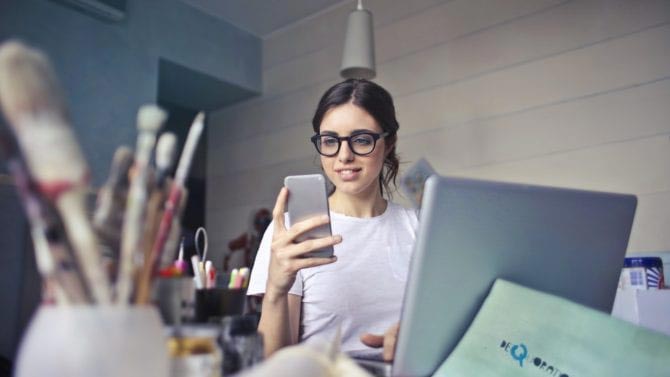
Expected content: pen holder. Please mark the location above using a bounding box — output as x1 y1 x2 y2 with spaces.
195 288 246 323
14 305 169 377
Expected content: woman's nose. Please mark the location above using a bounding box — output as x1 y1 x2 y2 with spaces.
338 139 354 162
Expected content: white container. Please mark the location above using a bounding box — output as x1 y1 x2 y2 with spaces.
612 288 670 336
15 305 169 377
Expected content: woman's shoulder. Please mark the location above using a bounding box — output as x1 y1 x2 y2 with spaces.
386 201 419 228
387 201 418 217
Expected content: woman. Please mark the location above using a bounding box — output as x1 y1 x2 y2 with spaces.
247 79 418 360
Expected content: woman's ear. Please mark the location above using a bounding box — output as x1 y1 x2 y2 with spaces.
385 141 396 158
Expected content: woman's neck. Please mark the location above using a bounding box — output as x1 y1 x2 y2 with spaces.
328 188 387 218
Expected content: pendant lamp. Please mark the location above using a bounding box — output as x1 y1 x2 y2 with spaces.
340 0 376 79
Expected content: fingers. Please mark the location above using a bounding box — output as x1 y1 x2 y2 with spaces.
360 323 400 361
284 214 331 241
272 187 288 233
292 256 337 271
284 234 342 258
360 333 384 348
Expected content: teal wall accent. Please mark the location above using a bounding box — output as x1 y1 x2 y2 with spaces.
0 0 261 184
0 0 261 362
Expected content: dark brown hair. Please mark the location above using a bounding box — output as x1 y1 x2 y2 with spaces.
312 79 400 197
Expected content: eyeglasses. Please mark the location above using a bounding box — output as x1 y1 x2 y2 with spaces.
310 131 389 157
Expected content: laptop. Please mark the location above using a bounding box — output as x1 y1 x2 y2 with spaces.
357 175 637 377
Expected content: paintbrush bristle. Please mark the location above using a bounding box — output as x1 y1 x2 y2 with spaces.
137 104 166 133
0 40 67 125
155 132 177 171
0 40 87 183
194 111 205 125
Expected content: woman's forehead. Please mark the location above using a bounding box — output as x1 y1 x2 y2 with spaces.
319 103 381 133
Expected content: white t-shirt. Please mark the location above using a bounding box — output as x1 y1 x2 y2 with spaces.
247 202 419 355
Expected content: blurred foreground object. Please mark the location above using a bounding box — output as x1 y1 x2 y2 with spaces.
0 39 110 303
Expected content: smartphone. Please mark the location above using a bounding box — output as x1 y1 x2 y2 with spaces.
284 174 334 258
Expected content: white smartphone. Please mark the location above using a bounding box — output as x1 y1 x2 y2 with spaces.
284 174 334 258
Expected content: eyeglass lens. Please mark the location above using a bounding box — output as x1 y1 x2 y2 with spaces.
318 133 377 156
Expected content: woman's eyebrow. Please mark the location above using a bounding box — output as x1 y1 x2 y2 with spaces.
320 129 375 136
350 129 375 134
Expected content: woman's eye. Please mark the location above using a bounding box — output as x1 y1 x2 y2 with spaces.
322 137 338 146
352 136 373 145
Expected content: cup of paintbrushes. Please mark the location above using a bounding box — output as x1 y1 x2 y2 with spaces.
14 305 169 377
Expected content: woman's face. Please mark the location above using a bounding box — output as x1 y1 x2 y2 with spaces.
318 102 387 198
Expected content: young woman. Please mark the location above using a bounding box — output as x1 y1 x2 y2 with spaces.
247 79 418 360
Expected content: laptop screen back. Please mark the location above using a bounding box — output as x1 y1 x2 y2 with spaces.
393 176 637 377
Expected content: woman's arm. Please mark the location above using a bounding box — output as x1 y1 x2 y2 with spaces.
256 187 341 357
257 291 301 356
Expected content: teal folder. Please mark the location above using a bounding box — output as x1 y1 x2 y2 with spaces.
435 279 670 377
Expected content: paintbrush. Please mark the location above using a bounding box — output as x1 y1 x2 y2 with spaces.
93 145 133 281
11 159 91 304
0 128 90 304
116 105 166 305
133 132 178 303
141 132 177 261
158 191 187 269
135 112 204 304
154 132 177 188
0 40 111 304
148 133 177 251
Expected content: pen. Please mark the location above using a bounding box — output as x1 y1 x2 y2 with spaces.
228 268 239 289
233 269 245 289
239 267 250 289
205 261 216 289
192 255 204 290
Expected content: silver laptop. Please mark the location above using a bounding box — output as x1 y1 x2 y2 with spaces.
358 175 637 377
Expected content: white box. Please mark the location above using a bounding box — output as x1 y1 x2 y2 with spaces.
612 288 670 336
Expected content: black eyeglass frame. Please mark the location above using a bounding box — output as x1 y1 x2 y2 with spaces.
310 131 390 157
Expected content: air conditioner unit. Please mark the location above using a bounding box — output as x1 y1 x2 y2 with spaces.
52 0 127 22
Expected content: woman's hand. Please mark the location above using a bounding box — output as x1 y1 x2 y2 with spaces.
266 187 341 297
360 322 400 361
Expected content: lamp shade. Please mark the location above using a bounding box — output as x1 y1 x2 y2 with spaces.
340 6 375 79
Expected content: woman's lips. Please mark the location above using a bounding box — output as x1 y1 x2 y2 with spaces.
336 168 362 181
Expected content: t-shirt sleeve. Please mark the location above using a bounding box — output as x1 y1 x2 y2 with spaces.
246 217 303 297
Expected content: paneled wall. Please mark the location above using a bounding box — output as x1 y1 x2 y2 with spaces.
207 0 670 266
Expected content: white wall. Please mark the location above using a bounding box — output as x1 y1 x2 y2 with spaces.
207 0 670 267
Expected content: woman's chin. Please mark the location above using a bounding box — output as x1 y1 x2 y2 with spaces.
332 180 377 197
